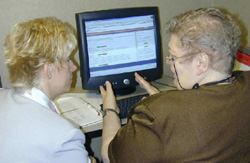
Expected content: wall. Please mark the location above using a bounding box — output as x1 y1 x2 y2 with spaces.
0 0 213 88
0 0 249 161
1 0 249 88
214 0 250 47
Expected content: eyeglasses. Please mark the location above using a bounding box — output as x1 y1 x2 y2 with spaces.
166 54 194 62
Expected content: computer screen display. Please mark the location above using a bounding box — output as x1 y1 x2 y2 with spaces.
76 7 162 95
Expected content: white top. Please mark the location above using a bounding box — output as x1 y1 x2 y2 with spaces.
14 87 61 114
0 88 91 163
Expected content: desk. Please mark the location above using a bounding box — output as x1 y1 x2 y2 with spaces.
55 75 175 134
55 75 175 161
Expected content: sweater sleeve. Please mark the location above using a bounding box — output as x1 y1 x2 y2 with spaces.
108 95 164 163
52 128 91 163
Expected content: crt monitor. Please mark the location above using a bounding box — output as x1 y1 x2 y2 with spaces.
75 7 162 95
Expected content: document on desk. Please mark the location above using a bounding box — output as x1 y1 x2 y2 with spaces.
55 95 103 127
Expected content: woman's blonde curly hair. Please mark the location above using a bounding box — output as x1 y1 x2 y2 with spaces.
4 17 77 89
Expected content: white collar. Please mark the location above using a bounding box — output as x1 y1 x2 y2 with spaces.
13 87 60 114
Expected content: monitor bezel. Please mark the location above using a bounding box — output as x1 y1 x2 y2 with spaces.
75 7 162 93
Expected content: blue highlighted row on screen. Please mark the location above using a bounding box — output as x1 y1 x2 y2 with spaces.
90 59 156 72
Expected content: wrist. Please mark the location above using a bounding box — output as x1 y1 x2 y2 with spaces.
102 108 119 118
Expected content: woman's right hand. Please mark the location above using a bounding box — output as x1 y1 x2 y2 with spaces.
99 81 120 114
135 72 160 96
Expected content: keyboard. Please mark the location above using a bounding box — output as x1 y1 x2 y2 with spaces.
117 94 148 119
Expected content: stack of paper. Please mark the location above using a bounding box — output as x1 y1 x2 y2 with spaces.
55 95 103 127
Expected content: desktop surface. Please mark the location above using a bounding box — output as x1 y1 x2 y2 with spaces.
55 75 175 133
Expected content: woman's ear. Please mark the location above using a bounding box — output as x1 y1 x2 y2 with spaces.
196 53 209 75
43 63 52 79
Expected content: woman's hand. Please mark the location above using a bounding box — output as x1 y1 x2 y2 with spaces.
89 156 96 163
99 81 120 113
135 72 160 96
99 81 121 163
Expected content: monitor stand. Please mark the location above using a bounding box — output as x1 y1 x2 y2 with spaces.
113 86 136 96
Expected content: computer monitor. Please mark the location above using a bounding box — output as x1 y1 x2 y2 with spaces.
75 7 162 95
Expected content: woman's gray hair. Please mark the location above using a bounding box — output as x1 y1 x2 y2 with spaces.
167 8 241 74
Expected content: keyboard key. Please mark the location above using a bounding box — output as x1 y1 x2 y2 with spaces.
117 94 148 118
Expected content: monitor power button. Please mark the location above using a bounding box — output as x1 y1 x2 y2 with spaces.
123 79 130 85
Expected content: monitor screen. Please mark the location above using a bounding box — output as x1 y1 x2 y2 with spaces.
76 7 162 95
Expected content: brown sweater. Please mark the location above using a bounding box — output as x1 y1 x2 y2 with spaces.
108 71 250 163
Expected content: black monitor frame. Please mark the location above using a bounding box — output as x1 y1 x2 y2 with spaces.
76 7 162 95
